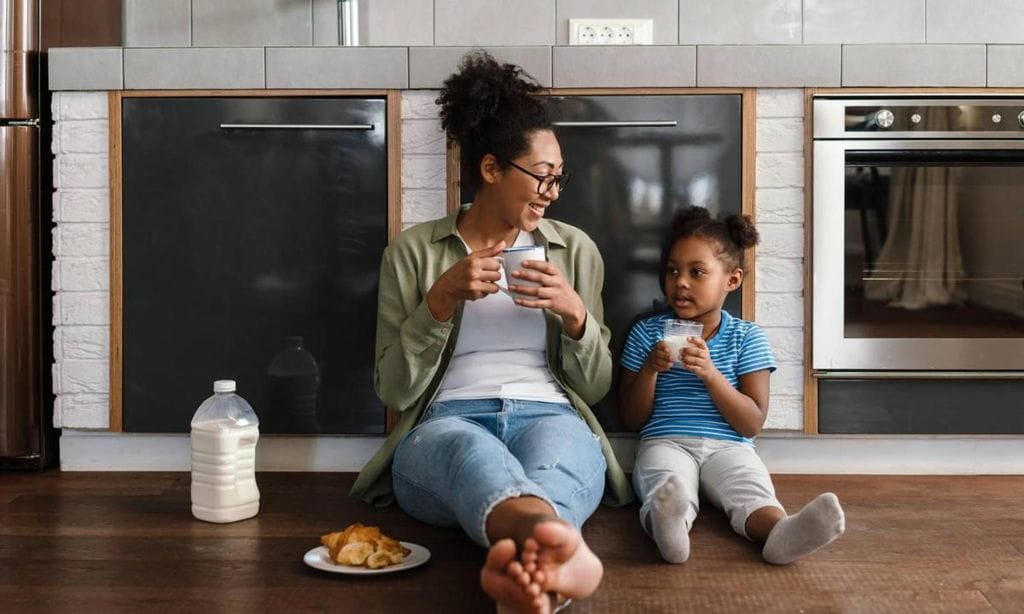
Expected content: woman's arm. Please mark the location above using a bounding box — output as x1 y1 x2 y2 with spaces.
373 247 454 411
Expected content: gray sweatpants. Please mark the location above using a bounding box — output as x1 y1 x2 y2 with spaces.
632 436 783 539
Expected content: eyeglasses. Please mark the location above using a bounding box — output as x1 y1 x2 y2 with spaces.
505 160 571 195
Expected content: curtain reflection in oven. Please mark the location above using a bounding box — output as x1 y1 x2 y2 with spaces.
864 108 967 310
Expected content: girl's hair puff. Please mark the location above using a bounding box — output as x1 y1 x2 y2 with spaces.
436 51 550 193
659 206 760 279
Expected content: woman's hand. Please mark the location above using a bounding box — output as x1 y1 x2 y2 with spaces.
508 259 588 338
426 241 505 322
680 336 721 382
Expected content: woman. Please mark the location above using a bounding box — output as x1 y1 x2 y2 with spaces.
351 51 632 612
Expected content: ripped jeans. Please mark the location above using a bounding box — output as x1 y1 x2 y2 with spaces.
392 398 607 547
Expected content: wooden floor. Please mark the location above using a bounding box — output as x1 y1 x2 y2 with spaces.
2 472 1023 613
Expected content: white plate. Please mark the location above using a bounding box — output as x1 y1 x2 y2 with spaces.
303 543 430 575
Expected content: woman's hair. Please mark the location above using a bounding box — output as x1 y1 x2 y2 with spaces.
436 51 550 193
659 206 760 277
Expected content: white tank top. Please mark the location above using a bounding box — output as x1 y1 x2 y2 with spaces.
432 231 570 404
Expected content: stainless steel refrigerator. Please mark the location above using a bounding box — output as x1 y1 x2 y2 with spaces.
1 0 50 469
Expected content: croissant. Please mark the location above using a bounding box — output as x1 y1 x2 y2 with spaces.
321 523 412 568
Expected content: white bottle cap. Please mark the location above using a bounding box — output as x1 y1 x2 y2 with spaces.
213 379 236 393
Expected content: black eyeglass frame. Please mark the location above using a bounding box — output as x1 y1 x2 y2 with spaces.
504 159 571 195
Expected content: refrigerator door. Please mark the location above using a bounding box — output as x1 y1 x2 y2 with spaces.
1 0 39 119
0 124 39 459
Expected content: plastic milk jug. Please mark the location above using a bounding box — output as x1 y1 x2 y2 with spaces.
190 380 260 523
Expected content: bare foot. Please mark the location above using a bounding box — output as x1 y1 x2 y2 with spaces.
522 520 603 602
481 538 547 614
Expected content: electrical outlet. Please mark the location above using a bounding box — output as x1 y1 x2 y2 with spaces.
569 18 653 45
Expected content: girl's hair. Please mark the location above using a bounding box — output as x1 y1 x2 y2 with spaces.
659 206 760 277
436 51 550 193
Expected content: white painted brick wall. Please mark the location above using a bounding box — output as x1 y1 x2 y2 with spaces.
52 92 112 429
52 89 810 433
400 91 447 229
754 88 806 430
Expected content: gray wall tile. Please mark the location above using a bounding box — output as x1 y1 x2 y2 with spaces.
553 46 695 87
365 0 433 46
313 0 339 46
266 47 408 88
988 46 1024 86
49 48 123 90
804 0 925 44
680 0 800 44
192 0 312 46
842 45 986 86
698 45 840 87
435 0 555 46
124 48 264 89
124 0 190 47
928 0 1024 44
409 47 551 89
555 0 677 45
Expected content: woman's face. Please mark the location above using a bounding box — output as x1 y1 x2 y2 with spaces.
663 236 742 323
492 129 564 232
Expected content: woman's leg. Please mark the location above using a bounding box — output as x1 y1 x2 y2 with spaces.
631 438 701 563
493 401 609 611
392 409 556 547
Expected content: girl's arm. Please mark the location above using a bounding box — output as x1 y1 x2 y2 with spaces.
617 341 674 431
704 368 770 438
680 335 770 437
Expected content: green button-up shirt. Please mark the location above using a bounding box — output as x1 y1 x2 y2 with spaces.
350 210 633 507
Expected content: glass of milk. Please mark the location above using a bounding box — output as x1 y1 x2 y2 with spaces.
662 319 704 364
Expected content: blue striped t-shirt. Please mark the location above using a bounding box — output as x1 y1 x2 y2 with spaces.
620 310 776 444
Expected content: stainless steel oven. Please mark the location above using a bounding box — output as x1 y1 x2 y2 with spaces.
813 97 1024 371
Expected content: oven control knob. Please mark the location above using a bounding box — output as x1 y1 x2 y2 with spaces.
993 113 1003 124
875 109 895 129
910 113 922 124
1018 110 1024 128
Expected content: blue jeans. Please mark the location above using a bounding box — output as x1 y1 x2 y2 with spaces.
392 398 607 547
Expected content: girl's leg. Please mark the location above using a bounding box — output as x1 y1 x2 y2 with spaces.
631 438 701 563
700 442 845 565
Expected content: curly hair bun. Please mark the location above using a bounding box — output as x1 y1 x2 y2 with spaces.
724 213 760 250
436 50 543 143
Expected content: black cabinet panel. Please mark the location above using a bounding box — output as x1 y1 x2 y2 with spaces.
819 378 1024 434
121 97 388 434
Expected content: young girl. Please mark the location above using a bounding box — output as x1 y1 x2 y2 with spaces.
618 206 845 565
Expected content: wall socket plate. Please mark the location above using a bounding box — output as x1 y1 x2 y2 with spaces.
568 18 653 45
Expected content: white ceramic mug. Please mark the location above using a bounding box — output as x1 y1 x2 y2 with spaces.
499 245 546 298
662 319 704 363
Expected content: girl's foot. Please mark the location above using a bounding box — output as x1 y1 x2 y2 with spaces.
762 492 845 565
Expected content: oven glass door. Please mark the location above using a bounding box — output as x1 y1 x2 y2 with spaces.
814 141 1024 370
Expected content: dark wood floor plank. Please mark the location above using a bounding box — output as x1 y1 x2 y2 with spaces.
1 471 1022 613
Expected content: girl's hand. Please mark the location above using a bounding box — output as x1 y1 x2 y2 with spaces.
426 241 505 321
508 259 587 336
680 335 720 381
642 341 675 375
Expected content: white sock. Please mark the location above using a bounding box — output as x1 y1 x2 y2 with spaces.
762 492 845 565
646 477 692 564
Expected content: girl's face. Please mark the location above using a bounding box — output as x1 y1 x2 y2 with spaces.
663 236 743 325
488 129 564 232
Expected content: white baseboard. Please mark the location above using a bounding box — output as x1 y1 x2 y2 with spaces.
60 430 1024 474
